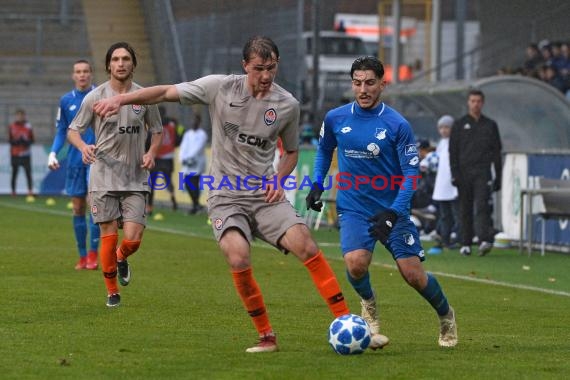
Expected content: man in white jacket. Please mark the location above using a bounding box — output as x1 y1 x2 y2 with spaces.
179 113 208 214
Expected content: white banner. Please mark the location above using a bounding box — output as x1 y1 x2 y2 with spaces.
501 153 528 240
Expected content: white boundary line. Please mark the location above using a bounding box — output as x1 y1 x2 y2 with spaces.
3 200 569 298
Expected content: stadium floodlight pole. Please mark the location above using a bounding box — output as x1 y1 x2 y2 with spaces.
165 0 187 82
390 0 401 84
455 0 466 80
295 0 304 102
430 0 442 82
311 0 320 124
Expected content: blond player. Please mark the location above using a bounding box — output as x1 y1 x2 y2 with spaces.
93 36 351 352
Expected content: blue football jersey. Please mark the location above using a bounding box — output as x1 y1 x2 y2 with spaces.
313 101 420 218
51 86 96 167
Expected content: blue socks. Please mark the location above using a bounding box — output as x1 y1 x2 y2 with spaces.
346 270 374 300
89 214 100 252
420 273 450 316
73 215 87 257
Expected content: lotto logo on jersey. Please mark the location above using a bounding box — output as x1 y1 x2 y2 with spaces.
132 104 142 114
264 108 277 126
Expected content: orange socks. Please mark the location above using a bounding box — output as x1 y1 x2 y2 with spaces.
231 267 272 335
304 251 350 317
117 239 141 261
100 233 119 295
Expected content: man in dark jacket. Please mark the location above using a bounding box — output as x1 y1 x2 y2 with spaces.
449 89 502 257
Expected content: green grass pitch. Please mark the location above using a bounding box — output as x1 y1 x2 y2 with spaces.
1 195 569 379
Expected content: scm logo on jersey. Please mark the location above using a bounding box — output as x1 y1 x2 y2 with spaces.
237 133 269 150
119 125 141 134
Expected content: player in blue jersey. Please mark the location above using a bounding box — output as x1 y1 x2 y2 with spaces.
307 56 458 348
47 59 100 270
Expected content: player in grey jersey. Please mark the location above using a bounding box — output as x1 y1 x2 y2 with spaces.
93 36 351 353
68 42 163 308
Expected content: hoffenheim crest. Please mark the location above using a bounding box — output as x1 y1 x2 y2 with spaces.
375 128 387 140
403 233 415 246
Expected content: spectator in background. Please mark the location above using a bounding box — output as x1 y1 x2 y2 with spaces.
449 89 502 257
8 109 34 198
412 140 437 234
543 64 566 94
523 43 543 77
179 113 208 214
300 113 316 145
147 106 179 215
540 44 553 67
558 42 570 96
428 115 459 255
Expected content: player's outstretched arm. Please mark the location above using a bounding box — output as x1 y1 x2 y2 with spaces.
93 85 179 118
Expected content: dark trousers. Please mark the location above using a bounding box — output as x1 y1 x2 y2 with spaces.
457 169 494 245
185 175 202 212
11 156 32 194
148 158 175 208
437 200 460 246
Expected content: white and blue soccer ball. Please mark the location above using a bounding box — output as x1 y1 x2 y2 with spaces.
328 314 371 355
421 151 439 173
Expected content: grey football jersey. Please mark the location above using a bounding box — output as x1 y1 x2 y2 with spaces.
69 81 163 191
175 75 300 196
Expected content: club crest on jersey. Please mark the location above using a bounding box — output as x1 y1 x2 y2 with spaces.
214 218 223 230
132 104 142 114
403 233 415 246
375 128 387 140
91 204 98 216
264 108 277 126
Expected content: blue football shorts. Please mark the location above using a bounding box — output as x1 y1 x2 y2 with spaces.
338 210 425 261
65 166 89 197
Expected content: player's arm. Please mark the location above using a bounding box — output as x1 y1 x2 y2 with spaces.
67 95 96 164
388 121 421 217
142 131 162 170
368 121 419 244
142 104 164 170
266 104 301 203
307 116 337 212
93 85 179 118
265 148 298 203
67 129 96 164
48 101 68 170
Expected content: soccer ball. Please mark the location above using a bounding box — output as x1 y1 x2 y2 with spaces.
328 314 371 355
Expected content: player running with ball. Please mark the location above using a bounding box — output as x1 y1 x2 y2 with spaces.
306 56 458 348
